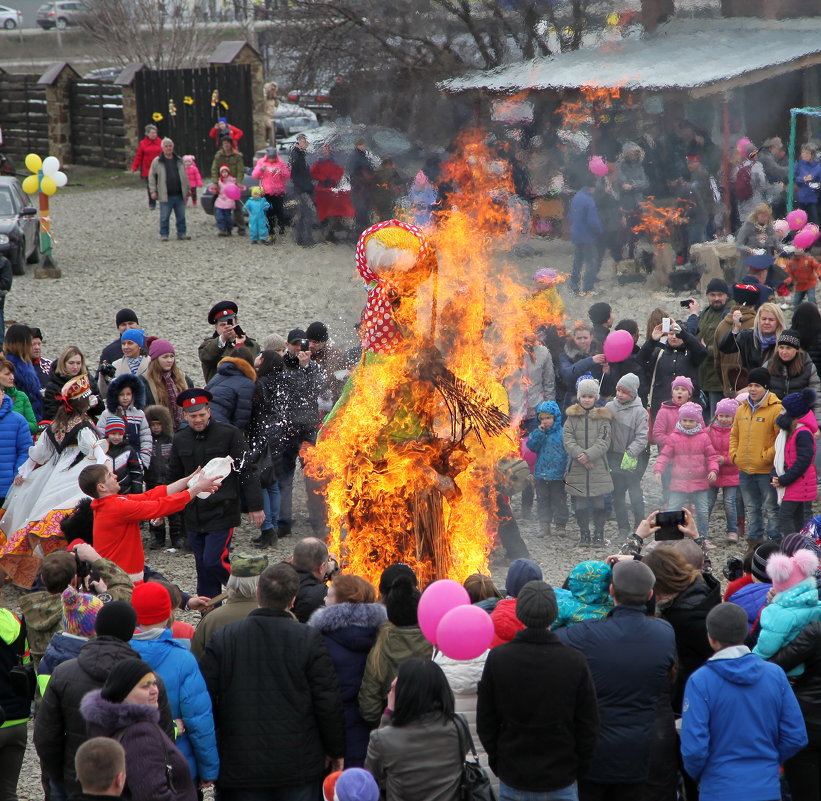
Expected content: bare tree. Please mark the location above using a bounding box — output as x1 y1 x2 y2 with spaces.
81 0 221 69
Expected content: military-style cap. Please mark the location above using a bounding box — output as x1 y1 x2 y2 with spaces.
176 388 213 411
231 552 268 577
208 301 239 325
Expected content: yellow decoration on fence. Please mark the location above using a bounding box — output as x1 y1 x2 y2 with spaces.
220 100 229 110
184 96 194 105
152 112 163 121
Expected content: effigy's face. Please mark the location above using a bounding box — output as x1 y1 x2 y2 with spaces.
363 225 433 297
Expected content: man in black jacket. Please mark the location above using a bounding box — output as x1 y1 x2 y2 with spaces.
168 389 264 597
289 134 315 246
348 137 375 236
477 580 599 799
557 560 677 801
199 563 345 798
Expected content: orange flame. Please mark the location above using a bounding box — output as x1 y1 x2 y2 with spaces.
304 130 564 587
632 196 691 244
558 84 629 129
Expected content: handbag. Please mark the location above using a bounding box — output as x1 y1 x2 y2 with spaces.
250 442 282 489
9 656 35 701
453 714 496 801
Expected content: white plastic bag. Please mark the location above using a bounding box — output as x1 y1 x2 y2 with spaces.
189 456 233 499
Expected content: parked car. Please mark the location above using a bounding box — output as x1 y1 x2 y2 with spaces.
0 177 39 275
0 4 23 28
285 88 333 122
36 0 88 29
274 103 319 140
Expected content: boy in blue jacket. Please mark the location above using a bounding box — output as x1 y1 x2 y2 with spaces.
681 603 806 801
525 400 568 538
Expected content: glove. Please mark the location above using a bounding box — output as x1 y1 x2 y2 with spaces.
620 453 638 471
781 245 795 254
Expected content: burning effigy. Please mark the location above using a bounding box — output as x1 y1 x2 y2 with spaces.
305 133 565 586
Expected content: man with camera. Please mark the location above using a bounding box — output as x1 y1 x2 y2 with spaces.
96 308 141 384
19 544 133 668
198 300 260 383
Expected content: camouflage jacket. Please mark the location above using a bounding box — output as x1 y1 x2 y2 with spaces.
20 558 133 667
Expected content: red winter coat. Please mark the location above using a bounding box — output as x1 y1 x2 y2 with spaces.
782 412 818 502
209 122 243 145
654 428 719 492
708 423 740 488
131 136 163 177
310 158 354 221
652 400 684 449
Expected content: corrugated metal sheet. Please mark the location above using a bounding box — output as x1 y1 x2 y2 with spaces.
440 17 821 94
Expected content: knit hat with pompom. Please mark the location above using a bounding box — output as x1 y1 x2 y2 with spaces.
766 550 819 595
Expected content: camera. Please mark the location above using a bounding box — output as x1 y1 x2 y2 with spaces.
723 557 744 583
99 362 117 379
679 298 694 308
233 323 245 338
655 510 685 541
300 339 310 352
74 551 93 582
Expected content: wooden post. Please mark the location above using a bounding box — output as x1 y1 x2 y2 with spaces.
114 64 147 170
37 62 80 166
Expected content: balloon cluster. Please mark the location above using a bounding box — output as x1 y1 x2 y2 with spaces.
417 580 493 660
22 153 67 196
781 209 820 250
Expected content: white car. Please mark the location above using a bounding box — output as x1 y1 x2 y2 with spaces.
0 4 23 28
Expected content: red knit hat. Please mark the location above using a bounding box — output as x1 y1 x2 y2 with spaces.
132 582 173 626
323 771 342 801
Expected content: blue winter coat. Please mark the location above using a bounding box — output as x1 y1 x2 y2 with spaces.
130 630 219 781
204 357 257 432
308 602 387 767
681 650 806 801
753 577 821 673
552 561 613 629
727 582 770 631
568 187 602 244
525 400 568 481
6 353 43 420
0 394 30 498
795 159 821 205
37 632 86 690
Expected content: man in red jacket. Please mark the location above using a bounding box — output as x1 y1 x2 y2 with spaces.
79 463 220 582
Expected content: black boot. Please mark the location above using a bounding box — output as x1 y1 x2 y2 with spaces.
593 510 607 546
170 534 185 550
277 523 292 538
148 528 165 551
576 510 591 546
252 528 278 548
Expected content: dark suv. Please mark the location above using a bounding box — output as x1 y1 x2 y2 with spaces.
0 177 39 274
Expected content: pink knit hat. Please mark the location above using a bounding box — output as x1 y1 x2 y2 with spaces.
715 398 740 417
766 550 819 595
678 402 703 423
148 338 175 361
671 376 694 395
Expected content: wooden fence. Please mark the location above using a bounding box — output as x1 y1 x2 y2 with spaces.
0 74 49 159
69 79 126 169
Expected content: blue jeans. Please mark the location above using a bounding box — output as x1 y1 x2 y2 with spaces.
500 780 578 801
215 206 233 233
218 781 322 801
708 485 738 533
261 482 281 531
794 287 817 308
159 193 186 237
668 489 710 539
570 242 599 293
738 471 780 541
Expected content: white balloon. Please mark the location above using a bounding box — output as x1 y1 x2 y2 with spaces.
42 156 60 176
53 170 68 187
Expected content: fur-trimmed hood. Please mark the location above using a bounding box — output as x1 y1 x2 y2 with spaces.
308 602 387 633
565 404 612 419
216 356 257 382
143 403 174 437
105 373 146 412
80 688 160 732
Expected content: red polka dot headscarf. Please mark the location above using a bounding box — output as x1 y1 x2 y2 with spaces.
355 219 429 354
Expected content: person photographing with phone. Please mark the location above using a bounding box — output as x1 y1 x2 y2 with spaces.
198 301 260 383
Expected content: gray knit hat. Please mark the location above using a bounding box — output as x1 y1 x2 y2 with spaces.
515 580 558 628
616 373 640 400
576 377 600 400
706 603 748 645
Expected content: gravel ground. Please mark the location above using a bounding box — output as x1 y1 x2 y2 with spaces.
3 181 803 799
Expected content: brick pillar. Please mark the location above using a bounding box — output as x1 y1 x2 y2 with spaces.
121 85 139 170
233 47 266 154
38 63 80 164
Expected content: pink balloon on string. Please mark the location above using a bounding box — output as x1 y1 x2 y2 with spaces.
520 438 536 472
588 156 608 177
224 184 242 201
417 580 470 645
787 209 808 231
793 227 818 250
436 604 494 660
603 330 635 363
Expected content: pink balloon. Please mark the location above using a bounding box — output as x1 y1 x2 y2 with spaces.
418 580 470 644
225 183 242 201
736 137 753 156
588 156 608 177
436 604 494 660
520 438 536 472
773 219 790 239
787 209 808 231
793 229 818 250
805 223 820 237
603 329 635 363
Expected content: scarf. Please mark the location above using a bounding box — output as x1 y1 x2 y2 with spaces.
127 356 142 375
163 371 184 429
675 421 702 435
755 330 777 350
774 428 788 504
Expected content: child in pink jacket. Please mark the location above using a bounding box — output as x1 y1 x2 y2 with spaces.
652 375 694 448
213 165 237 236
773 388 818 537
183 155 203 206
654 402 719 544
707 397 741 543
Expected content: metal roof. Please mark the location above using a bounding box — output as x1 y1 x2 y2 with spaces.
440 17 821 97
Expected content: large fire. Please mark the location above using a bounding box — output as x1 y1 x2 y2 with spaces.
632 196 691 244
304 132 564 587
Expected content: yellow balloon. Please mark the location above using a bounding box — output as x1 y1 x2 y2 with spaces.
21 175 39 195
40 176 57 196
25 153 42 173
